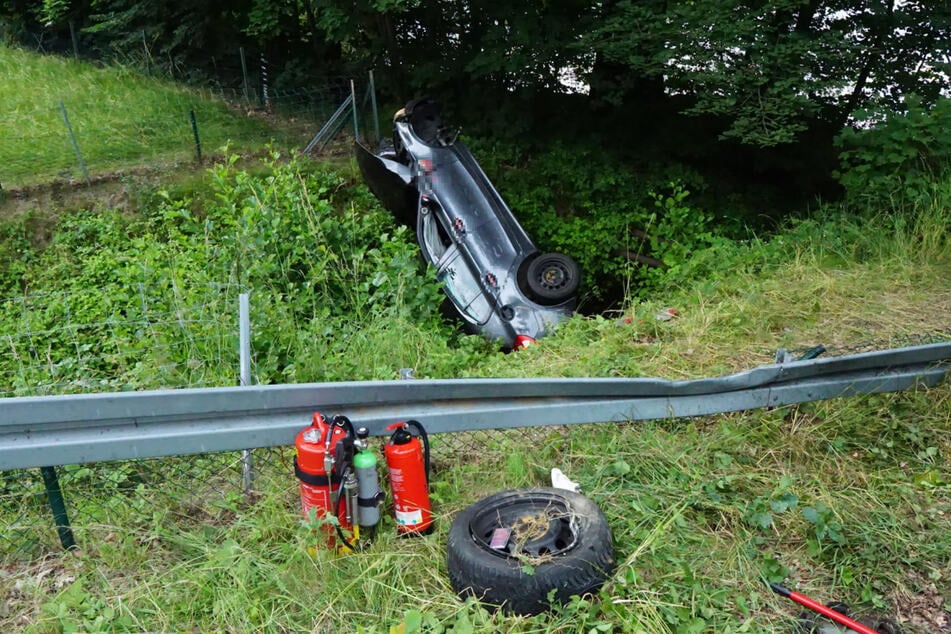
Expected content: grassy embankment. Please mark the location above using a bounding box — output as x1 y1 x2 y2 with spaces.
0 43 305 190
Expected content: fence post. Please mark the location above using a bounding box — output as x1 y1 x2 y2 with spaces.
68 21 79 59
350 79 360 142
260 53 270 111
40 466 77 551
240 47 250 106
142 30 151 75
239 293 254 496
59 101 89 182
189 109 202 162
369 70 380 144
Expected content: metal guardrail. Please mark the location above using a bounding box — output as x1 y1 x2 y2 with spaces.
1 343 949 471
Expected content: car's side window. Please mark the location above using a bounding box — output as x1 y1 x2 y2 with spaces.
419 206 491 325
437 250 492 325
419 204 453 266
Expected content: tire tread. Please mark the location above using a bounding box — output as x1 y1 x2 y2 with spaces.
445 488 614 615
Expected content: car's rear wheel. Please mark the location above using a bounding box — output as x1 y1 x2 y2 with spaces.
522 253 579 305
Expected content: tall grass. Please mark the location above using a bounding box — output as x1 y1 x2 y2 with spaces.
0 161 949 632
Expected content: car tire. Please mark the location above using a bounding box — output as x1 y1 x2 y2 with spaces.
524 253 580 305
446 488 615 615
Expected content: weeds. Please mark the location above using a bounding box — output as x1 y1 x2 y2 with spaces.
1 156 949 631
8 387 946 632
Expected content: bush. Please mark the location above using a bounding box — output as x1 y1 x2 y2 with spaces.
836 96 951 207
467 139 719 304
0 212 35 295
0 155 449 392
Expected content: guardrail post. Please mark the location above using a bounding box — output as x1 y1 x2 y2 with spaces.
40 466 77 551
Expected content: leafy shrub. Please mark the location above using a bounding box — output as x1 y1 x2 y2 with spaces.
0 155 448 392
0 213 35 295
467 139 719 304
836 96 951 206
204 154 443 322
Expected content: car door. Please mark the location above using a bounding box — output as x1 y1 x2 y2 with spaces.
417 204 493 326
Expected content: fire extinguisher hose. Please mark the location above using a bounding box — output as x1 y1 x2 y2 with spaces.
405 420 430 482
332 414 355 437
335 472 354 548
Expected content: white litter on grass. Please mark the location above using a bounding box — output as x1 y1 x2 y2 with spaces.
551 468 581 493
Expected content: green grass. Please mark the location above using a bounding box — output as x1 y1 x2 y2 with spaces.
0 159 949 632
0 44 309 188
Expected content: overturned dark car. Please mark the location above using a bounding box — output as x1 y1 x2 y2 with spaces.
356 97 579 349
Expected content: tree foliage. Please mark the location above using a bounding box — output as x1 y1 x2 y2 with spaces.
836 96 951 203
586 0 950 146
3 0 946 147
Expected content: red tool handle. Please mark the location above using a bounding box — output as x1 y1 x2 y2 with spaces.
769 583 880 634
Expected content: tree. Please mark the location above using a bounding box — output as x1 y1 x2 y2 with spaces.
3 0 947 155
585 0 951 146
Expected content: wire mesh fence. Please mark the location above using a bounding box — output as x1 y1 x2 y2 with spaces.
0 283 245 397
1 285 949 562
1 452 262 562
0 83 352 191
0 284 249 561
0 284 556 561
0 29 387 191
0 426 567 565
0 37 360 190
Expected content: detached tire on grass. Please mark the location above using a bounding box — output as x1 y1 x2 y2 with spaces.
446 488 615 615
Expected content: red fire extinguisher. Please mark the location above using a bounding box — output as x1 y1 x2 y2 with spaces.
295 412 357 547
385 420 433 535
